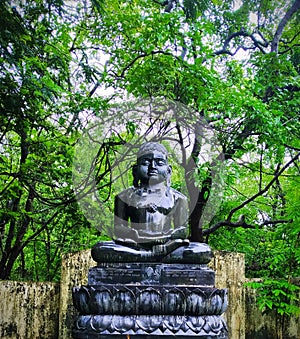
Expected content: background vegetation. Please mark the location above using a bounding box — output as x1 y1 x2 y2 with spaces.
0 0 299 317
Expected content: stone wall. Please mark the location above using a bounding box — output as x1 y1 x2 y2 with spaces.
245 284 300 339
59 250 94 339
0 280 59 339
209 251 246 339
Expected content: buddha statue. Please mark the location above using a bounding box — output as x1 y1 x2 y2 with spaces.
73 142 227 339
92 142 212 263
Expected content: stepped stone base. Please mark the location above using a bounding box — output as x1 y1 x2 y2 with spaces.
88 262 215 286
73 285 227 316
73 314 228 338
73 262 228 338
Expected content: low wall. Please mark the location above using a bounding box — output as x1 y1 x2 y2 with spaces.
245 284 300 339
0 280 59 339
209 251 246 339
59 250 95 339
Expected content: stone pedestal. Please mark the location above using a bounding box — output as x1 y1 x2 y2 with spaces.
72 243 228 338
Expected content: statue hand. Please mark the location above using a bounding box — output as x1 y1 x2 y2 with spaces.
151 238 190 258
114 224 139 243
170 226 188 240
152 244 167 256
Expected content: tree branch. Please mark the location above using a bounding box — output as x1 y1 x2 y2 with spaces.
19 210 60 252
203 218 293 236
213 30 269 57
284 144 300 151
226 152 300 221
271 0 300 53
118 50 178 78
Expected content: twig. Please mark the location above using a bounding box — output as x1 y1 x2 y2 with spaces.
226 152 300 221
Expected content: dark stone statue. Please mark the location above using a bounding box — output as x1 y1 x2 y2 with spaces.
92 142 212 263
72 142 228 338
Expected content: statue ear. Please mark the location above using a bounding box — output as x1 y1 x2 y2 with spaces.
167 165 172 187
132 164 139 187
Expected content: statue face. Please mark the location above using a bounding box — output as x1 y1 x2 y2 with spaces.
136 151 170 186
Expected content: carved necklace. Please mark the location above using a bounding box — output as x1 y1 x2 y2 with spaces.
134 187 167 213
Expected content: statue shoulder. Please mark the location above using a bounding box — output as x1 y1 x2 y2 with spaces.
169 188 188 202
115 187 136 203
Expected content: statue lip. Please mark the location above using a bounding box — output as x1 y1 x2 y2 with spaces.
148 170 158 176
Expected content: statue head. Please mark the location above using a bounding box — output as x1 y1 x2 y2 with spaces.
133 142 172 188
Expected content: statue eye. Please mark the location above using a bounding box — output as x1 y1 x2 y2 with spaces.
156 160 165 166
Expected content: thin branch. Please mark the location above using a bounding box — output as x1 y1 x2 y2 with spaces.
284 144 300 151
236 160 300 178
279 43 300 54
119 50 178 78
280 30 300 45
226 152 300 221
259 144 263 191
204 218 293 236
20 210 60 251
271 0 300 53
213 30 269 57
175 124 187 166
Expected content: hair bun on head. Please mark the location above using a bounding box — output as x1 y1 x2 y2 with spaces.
137 142 168 159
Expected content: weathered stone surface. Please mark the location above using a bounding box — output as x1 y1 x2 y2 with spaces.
72 314 228 338
209 251 246 339
1 251 299 338
73 285 227 316
61 250 245 339
59 250 95 339
88 262 215 286
0 280 59 339
245 280 300 339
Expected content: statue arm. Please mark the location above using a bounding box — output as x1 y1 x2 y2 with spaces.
114 194 138 242
150 193 189 257
172 194 189 239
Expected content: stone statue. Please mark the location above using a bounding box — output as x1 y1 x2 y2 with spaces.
92 142 212 263
73 142 228 338
114 142 188 245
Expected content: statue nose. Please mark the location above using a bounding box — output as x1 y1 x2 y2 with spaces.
150 160 157 169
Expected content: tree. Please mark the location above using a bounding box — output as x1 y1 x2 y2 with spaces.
82 0 299 239
0 0 105 281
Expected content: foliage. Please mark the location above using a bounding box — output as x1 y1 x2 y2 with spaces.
0 0 104 281
246 279 300 317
